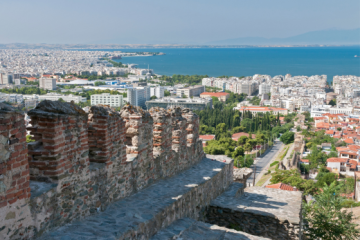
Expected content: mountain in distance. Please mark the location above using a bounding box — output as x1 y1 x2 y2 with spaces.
208 28 360 45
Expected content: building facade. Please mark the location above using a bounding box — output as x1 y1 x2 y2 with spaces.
90 93 124 107
150 86 165 99
146 97 212 110
127 88 146 108
39 78 57 90
176 85 205 98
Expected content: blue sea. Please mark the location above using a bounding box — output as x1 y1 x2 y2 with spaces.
102 47 360 82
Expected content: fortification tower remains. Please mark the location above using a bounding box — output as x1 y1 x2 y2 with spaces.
0 101 207 239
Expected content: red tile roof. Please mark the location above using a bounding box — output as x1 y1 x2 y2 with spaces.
325 130 335 135
348 145 360 151
316 122 330 129
231 132 252 141
326 157 348 163
199 135 216 141
200 92 229 98
344 138 354 144
266 183 297 191
339 151 357 156
237 106 287 112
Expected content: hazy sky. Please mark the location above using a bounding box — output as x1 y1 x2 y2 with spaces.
1 0 359 44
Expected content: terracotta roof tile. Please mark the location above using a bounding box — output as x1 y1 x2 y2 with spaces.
326 157 348 163
199 135 216 140
266 183 297 191
200 92 229 97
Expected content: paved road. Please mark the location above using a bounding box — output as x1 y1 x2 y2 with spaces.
247 140 283 186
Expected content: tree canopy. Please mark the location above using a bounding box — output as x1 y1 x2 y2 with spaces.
303 182 360 240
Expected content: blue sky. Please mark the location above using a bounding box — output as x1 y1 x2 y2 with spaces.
0 0 359 44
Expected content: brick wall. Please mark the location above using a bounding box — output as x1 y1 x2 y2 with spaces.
0 101 205 239
0 103 32 239
27 101 89 182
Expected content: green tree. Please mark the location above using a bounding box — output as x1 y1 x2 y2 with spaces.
164 90 171 96
150 95 157 100
244 142 253 153
303 182 360 240
240 118 252 132
280 132 295 144
211 96 219 103
237 136 248 145
94 81 106 86
270 169 317 195
232 147 244 159
329 99 336 106
316 172 337 188
231 126 246 134
58 98 65 102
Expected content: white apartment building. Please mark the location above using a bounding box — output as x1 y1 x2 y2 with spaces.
150 86 164 99
144 86 151 101
0 93 23 103
90 93 124 107
127 88 146 108
259 83 271 95
329 107 353 115
310 105 331 117
39 78 56 90
25 99 38 109
0 73 13 85
38 93 86 103
8 94 23 103
176 85 205 98
239 82 257 96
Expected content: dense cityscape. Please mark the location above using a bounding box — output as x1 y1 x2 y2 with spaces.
1 48 360 240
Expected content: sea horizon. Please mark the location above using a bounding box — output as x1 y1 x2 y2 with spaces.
84 47 360 82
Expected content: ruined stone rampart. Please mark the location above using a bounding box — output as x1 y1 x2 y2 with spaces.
0 101 204 239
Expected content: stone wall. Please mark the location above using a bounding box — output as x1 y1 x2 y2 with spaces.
0 101 205 240
205 186 303 240
0 103 32 240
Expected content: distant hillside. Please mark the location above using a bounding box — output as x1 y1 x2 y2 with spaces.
208 28 360 45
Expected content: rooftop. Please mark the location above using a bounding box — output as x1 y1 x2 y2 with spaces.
200 92 229 97
266 183 297 191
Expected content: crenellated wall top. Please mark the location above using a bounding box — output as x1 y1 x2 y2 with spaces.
28 100 87 117
88 105 120 118
0 102 18 113
120 104 152 120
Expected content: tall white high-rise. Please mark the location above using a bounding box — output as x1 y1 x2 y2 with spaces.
0 73 13 85
259 83 271 95
150 86 165 99
39 78 56 90
127 88 146 108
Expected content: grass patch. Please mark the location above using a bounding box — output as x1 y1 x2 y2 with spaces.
269 164 279 171
270 161 279 167
256 174 271 187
